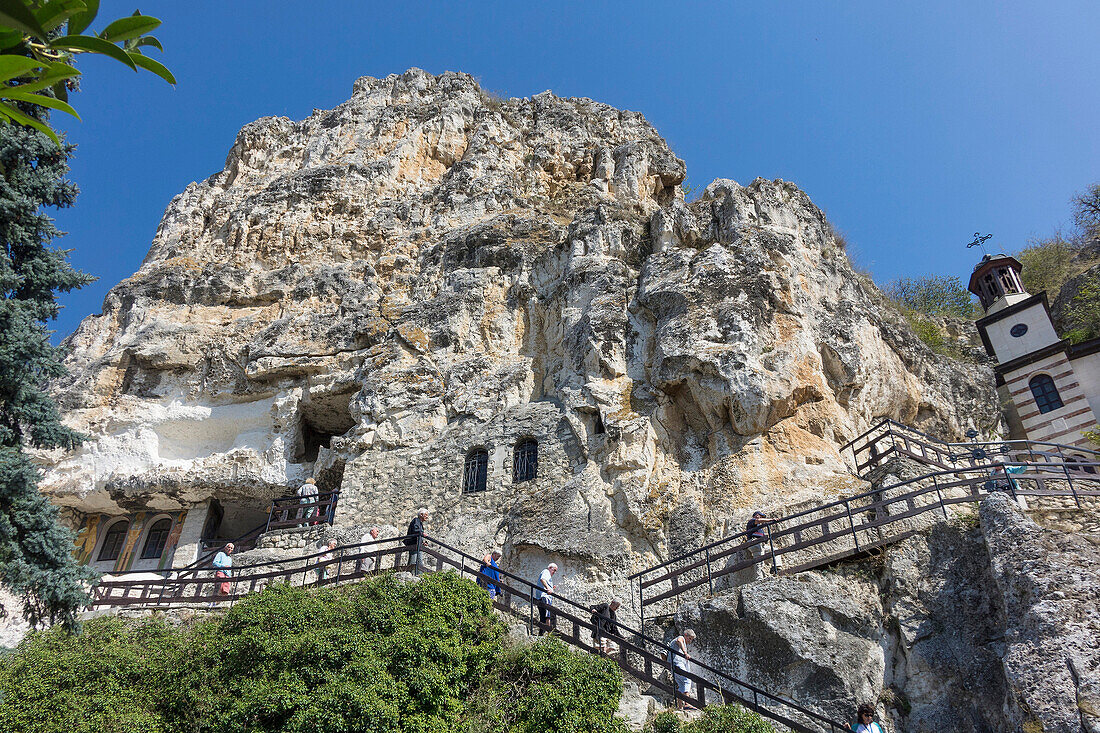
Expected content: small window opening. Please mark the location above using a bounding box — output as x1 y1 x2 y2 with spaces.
140 518 173 560
98 520 130 562
1029 374 1064 414
513 439 538 483
1067 455 1097 475
594 413 606 435
463 449 489 493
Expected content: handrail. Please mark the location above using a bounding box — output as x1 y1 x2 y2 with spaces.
629 457 1098 582
88 533 849 732
628 459 1100 613
841 418 1100 477
265 491 340 532
420 536 849 733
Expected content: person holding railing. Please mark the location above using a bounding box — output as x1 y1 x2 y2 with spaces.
668 629 697 710
745 511 779 576
297 477 319 524
533 563 558 635
211 542 234 601
404 508 429 573
590 598 621 655
317 539 338 582
357 527 381 573
477 550 502 599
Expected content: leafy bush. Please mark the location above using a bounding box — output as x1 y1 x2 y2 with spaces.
1017 234 1081 297
469 637 628 733
883 275 977 319
1064 272 1100 343
0 573 626 733
644 705 775 733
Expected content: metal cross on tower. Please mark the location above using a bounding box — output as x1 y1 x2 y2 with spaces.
967 232 993 254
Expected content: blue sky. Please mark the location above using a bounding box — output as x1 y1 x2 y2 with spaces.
49 1 1100 341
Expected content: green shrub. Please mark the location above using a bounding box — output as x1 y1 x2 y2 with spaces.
884 275 977 319
1017 235 1081 297
469 637 628 733
644 705 775 733
1064 272 1100 343
0 573 625 733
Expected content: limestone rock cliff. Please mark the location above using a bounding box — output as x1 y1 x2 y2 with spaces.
40 69 999 595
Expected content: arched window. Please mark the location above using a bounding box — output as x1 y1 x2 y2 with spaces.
140 518 173 560
513 439 538 483
1029 374 1064 414
97 520 130 562
463 449 489 493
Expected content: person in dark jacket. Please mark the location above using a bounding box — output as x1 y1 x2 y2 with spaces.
404 508 428 573
591 598 621 654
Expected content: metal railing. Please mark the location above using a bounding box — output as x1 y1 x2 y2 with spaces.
264 491 340 531
89 533 849 733
628 459 1100 621
841 418 1100 478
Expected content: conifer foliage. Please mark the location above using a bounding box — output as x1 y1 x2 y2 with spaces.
0 109 96 628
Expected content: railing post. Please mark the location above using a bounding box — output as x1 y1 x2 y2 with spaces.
845 500 860 553
933 474 949 520
1062 460 1082 508
765 524 779 576
704 546 714 595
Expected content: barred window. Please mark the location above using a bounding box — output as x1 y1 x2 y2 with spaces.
463 449 489 493
1029 374 1063 414
98 520 130 562
140 518 173 560
513 439 538 483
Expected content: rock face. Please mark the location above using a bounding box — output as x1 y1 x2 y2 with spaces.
981 492 1100 733
39 69 999 602
671 492 1100 733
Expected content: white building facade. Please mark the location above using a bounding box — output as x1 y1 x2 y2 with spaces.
970 253 1100 448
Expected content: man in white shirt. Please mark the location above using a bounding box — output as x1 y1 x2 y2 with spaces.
357 526 381 573
533 563 558 636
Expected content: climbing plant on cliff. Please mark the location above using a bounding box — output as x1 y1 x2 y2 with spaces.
0 104 96 627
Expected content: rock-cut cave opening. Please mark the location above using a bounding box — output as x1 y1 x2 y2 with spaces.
292 390 358 464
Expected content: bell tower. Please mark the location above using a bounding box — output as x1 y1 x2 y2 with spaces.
969 253 1100 447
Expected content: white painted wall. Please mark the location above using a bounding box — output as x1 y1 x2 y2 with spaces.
985 303 1061 363
1071 351 1100 427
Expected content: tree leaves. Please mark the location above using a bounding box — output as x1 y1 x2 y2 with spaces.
98 13 159 43
52 33 137 70
0 54 38 82
65 0 97 35
0 1 173 145
0 0 48 39
128 50 175 85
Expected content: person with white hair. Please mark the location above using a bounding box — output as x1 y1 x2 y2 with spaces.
404 508 429 573
533 562 558 635
317 539 338 582
357 526 382 573
211 542 234 601
668 628 697 710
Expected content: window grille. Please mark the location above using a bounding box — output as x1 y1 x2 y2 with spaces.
463 449 489 493
98 520 130 562
1029 374 1064 414
513 439 538 483
140 518 173 560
